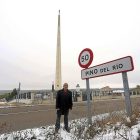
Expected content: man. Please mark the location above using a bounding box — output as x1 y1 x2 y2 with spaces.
55 83 73 133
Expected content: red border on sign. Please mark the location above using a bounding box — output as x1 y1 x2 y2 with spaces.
78 48 93 68
81 56 134 80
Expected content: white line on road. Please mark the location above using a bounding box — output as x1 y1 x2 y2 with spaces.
0 106 83 116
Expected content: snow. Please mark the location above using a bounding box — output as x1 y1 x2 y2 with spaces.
0 103 140 139
0 111 140 140
0 102 7 104
0 103 35 109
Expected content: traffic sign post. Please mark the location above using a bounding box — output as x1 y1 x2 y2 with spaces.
86 78 92 124
17 82 21 105
80 54 134 116
78 48 134 118
78 48 93 124
122 72 132 115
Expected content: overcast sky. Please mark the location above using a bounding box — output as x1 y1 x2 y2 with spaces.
0 0 140 90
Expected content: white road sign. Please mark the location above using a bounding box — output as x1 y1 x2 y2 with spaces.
81 56 134 79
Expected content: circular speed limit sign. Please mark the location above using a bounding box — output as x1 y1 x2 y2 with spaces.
78 48 93 68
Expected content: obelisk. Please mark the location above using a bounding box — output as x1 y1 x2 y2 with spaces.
55 10 62 90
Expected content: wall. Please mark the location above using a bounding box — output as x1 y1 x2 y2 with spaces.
9 99 32 104
32 99 56 104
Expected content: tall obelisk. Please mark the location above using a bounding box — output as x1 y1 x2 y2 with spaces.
55 10 62 90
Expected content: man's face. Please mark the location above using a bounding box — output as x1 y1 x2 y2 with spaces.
63 83 68 90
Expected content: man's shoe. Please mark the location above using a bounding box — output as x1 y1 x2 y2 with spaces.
66 129 70 133
55 129 58 133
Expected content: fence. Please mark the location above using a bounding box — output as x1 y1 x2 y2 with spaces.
8 89 140 105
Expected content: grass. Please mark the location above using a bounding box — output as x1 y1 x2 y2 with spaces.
69 101 140 139
0 122 7 132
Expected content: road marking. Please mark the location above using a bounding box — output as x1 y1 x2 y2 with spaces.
0 98 131 116
0 106 84 116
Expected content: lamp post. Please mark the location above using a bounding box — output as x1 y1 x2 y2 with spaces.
76 84 80 102
17 82 21 105
76 84 80 93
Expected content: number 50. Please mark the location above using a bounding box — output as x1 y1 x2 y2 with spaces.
81 54 89 62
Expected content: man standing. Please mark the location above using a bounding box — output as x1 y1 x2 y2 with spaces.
55 83 73 133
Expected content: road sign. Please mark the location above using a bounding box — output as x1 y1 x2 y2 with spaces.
78 48 93 124
81 56 134 79
79 51 134 117
78 48 93 68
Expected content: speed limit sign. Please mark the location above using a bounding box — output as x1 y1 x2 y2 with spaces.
78 48 93 68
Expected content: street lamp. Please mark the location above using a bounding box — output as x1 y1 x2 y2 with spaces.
17 82 21 105
75 84 80 102
76 84 80 93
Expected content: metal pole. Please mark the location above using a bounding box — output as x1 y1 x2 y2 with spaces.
19 82 21 91
16 94 17 103
86 78 92 124
19 82 21 104
18 89 19 104
122 72 132 115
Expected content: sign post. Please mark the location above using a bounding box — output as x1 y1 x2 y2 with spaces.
86 78 92 124
78 47 134 118
81 55 134 115
78 48 93 124
122 72 132 115
17 82 21 105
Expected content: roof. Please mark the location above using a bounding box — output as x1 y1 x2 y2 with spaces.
100 86 112 91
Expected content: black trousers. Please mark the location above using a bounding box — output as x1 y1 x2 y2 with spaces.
55 114 68 130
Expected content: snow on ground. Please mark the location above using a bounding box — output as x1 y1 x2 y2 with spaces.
0 112 140 140
0 102 7 104
0 102 35 108
0 102 14 108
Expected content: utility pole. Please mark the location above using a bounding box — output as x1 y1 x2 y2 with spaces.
17 82 21 105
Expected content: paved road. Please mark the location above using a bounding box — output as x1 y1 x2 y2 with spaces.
0 98 139 134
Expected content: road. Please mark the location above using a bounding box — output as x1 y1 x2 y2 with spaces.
0 98 139 134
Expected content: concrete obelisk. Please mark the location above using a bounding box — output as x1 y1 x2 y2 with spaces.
55 10 62 90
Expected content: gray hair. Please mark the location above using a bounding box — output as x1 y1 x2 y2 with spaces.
63 83 68 86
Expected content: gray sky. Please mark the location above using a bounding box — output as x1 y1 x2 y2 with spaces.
0 0 140 90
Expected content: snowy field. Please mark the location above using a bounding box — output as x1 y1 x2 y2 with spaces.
0 102 34 108
0 111 140 140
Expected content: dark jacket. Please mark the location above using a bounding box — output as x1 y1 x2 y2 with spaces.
56 89 73 115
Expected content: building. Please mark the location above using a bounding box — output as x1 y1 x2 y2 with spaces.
100 86 113 96
130 85 140 95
